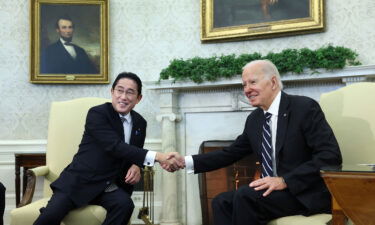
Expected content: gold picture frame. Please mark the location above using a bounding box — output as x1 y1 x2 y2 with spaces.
30 0 109 84
201 0 324 42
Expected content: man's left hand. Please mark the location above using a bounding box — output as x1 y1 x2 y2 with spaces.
125 164 141 185
249 176 287 197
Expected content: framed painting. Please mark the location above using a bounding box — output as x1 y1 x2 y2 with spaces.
201 0 324 42
30 0 109 84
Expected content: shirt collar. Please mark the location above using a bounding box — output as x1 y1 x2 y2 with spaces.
60 38 72 45
264 91 281 116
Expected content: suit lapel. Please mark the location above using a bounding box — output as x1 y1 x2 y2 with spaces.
57 41 76 61
107 103 125 141
253 109 265 156
129 111 140 145
276 92 290 156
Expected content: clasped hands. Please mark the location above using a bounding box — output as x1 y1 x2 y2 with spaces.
156 152 185 172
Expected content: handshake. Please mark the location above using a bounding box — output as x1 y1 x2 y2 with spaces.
155 152 186 172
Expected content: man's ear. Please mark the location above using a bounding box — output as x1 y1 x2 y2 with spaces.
271 76 277 90
136 94 143 103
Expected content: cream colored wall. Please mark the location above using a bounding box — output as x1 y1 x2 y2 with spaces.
0 0 375 140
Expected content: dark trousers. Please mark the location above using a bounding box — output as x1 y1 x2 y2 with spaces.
33 188 134 225
0 182 5 225
212 185 306 225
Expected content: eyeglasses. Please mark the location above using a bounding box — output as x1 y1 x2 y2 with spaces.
114 88 137 98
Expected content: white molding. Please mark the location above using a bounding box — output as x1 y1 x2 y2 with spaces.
144 138 162 151
0 139 161 154
0 140 47 154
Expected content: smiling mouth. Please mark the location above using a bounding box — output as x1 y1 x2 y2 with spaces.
119 102 129 106
248 95 258 100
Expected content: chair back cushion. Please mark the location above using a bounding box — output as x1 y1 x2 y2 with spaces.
320 82 375 165
43 97 109 196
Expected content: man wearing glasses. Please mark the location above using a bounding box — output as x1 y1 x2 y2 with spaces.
33 72 184 225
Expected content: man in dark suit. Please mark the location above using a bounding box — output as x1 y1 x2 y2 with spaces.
33 72 182 225
171 60 342 225
40 16 98 74
0 182 5 225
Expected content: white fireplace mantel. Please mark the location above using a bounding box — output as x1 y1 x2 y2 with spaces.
145 65 375 225
146 65 375 91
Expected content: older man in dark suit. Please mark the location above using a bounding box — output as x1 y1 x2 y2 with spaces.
40 16 98 74
170 60 342 225
33 72 183 225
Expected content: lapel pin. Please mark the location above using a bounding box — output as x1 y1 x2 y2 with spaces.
283 113 287 117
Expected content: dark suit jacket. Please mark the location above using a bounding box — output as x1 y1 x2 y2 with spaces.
51 103 147 207
41 40 98 74
192 92 342 215
0 182 5 225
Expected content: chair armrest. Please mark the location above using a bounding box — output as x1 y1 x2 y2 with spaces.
30 166 49 177
17 166 49 208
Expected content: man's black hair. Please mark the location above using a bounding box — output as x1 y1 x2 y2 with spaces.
55 15 74 29
112 72 143 96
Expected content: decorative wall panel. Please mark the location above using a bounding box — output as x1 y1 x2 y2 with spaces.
1 0 375 140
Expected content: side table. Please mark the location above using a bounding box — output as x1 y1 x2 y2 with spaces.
14 153 46 207
321 165 375 225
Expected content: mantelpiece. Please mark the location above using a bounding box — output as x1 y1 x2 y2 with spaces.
147 65 375 91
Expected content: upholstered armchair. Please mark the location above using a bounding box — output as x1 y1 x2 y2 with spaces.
10 98 109 225
319 82 375 225
320 82 375 166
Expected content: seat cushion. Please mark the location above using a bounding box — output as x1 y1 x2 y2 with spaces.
10 197 106 225
267 214 332 225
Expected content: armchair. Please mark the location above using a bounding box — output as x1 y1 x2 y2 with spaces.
320 82 375 165
319 82 375 225
10 98 109 225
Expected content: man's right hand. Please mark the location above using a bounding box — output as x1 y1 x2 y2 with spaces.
156 152 185 172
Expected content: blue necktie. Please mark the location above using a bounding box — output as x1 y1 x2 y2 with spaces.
261 112 273 178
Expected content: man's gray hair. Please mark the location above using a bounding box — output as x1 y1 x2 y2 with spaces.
242 59 283 90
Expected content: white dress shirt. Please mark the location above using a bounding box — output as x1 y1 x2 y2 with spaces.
266 91 281 176
121 113 132 144
60 38 77 59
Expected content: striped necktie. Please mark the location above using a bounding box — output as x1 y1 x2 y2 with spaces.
261 112 273 178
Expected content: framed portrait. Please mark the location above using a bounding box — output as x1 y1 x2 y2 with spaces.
30 0 109 84
201 0 324 42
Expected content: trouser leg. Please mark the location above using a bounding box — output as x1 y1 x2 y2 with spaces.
33 191 76 225
232 185 306 225
212 190 234 225
92 188 134 225
212 185 306 225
